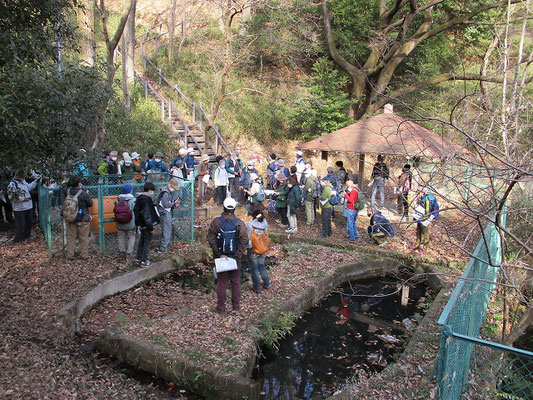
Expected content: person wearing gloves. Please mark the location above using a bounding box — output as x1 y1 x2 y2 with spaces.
411 186 439 254
344 180 360 241
157 178 180 253
115 183 136 258
367 207 395 246
247 208 271 293
8 173 40 243
303 168 318 225
286 176 301 233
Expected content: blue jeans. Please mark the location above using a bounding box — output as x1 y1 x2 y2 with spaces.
371 177 386 208
345 208 359 240
248 251 270 292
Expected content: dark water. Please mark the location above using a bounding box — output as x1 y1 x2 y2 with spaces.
255 276 432 399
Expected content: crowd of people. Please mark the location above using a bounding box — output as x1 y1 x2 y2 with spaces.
1 147 439 315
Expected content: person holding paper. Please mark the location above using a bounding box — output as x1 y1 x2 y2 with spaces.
207 197 248 314
411 187 439 254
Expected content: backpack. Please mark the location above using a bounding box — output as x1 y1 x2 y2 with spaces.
255 183 266 202
114 197 133 224
216 217 239 255
312 180 321 199
251 226 269 254
329 189 340 206
62 189 82 223
299 185 306 207
355 189 366 211
429 196 439 219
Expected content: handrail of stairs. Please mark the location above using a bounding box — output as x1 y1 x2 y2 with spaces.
197 103 231 155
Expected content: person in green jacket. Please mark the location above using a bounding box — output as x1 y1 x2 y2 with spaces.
274 172 289 227
97 151 109 175
319 178 333 237
303 169 318 225
286 177 301 233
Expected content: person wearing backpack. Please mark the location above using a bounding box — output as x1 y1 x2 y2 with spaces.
207 197 248 314
367 207 395 246
286 177 301 233
115 183 136 258
239 160 258 205
344 180 360 241
157 178 181 254
8 173 41 243
411 186 439 254
318 178 333 238
244 173 265 213
303 168 318 225
134 182 159 266
63 177 93 260
274 172 290 227
247 208 271 293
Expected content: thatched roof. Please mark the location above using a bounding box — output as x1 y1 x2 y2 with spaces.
297 110 466 159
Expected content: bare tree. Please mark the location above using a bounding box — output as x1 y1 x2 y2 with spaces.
77 0 95 66
122 0 137 113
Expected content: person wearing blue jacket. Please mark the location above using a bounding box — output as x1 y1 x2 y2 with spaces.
225 152 243 199
145 152 168 182
367 207 395 246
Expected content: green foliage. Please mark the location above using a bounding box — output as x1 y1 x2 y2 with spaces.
287 58 352 141
253 311 296 352
115 312 129 324
104 85 174 157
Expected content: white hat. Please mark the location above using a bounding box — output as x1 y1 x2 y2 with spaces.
131 152 140 160
250 173 258 181
295 150 303 156
420 186 430 194
247 160 255 166
123 153 132 165
187 147 194 154
223 197 237 210
179 148 187 156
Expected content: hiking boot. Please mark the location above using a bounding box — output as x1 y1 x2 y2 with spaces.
140 260 152 267
285 228 297 233
213 307 226 315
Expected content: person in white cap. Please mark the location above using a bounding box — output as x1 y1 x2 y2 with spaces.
207 197 248 314
214 158 229 207
294 150 306 182
184 147 199 181
119 152 134 175
130 152 145 182
244 172 265 214
239 160 258 205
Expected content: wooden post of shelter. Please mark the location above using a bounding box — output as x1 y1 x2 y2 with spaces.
358 153 365 186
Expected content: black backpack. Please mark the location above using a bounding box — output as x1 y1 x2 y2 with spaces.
216 217 239 255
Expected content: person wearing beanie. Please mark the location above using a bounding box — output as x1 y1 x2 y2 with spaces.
157 178 181 253
115 183 136 258
207 197 248 314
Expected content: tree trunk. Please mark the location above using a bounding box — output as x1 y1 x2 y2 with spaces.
168 0 177 62
239 3 252 35
77 0 95 66
504 308 533 347
122 0 136 113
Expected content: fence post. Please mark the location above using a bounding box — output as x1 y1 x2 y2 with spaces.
144 82 148 99
161 99 165 122
158 68 162 85
97 185 105 254
168 100 172 121
192 102 196 122
190 180 194 243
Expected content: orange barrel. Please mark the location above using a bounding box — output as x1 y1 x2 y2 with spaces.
89 195 119 233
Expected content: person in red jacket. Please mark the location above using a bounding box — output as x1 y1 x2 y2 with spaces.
344 180 360 241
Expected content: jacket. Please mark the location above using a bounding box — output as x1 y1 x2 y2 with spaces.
344 187 359 210
184 154 199 169
214 166 229 187
135 193 159 229
97 161 108 176
397 171 412 193
115 193 136 230
157 185 176 215
197 162 209 177
132 159 144 181
8 178 39 212
240 167 258 190
319 184 333 209
64 186 93 222
145 159 169 173
303 176 317 202
225 158 243 178
207 212 248 258
368 211 395 238
247 182 262 203
273 167 290 186
275 182 290 208
418 193 439 222
371 162 389 180
107 160 120 175
288 185 301 215
247 218 269 249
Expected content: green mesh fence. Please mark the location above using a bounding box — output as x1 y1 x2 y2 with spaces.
38 174 194 256
436 211 533 399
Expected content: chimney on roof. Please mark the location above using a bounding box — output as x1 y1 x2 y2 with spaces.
384 103 393 114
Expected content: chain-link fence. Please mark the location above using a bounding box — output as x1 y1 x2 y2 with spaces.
436 211 533 399
38 174 194 256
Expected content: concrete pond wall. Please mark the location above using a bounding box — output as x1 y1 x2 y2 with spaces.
59 241 443 400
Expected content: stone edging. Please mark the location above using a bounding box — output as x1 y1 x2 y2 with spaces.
58 258 181 334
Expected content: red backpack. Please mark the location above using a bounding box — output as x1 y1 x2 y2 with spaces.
114 198 133 224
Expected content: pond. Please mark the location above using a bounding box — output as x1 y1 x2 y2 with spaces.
255 275 433 399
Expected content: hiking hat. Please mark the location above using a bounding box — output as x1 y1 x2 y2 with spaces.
155 151 163 158
122 183 133 194
327 166 334 174
420 186 430 194
187 147 194 154
169 178 179 189
295 150 303 156
179 148 187 156
223 197 237 210
201 154 209 162
123 153 132 165
276 171 288 181
276 159 285 167
247 160 254 166
131 152 140 160
250 173 258 181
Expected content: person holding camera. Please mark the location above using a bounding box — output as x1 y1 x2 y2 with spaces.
63 177 93 260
